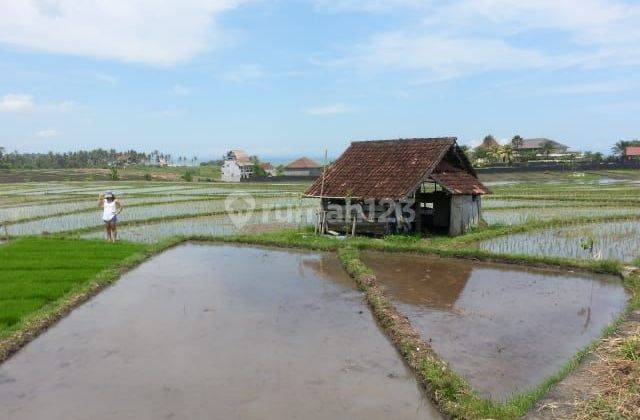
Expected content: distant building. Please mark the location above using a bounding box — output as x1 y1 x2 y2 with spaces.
283 157 323 177
259 163 277 177
515 138 570 155
624 146 640 162
221 149 253 182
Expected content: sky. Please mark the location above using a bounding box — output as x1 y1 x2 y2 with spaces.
1 0 640 160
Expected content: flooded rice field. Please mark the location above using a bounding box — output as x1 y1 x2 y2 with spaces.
5 198 315 236
360 252 628 400
82 207 317 242
483 207 640 225
0 244 439 420
478 220 640 262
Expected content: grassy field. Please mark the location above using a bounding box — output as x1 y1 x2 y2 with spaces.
0 238 146 341
1 168 639 419
0 165 221 183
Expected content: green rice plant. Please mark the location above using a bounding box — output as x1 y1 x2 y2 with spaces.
0 237 145 339
479 220 640 262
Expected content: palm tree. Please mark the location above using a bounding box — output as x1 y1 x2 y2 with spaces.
540 141 554 159
511 135 524 149
612 140 631 156
501 144 515 164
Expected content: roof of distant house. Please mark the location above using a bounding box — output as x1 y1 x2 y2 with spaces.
516 138 568 150
260 162 274 170
625 146 640 156
474 137 500 150
227 149 252 166
285 157 322 169
305 138 490 200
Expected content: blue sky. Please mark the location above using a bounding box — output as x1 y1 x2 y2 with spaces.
1 0 639 160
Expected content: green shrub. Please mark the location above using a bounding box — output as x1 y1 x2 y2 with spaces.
181 170 194 182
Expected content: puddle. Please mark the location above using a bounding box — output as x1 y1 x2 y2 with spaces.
360 251 628 401
0 244 440 419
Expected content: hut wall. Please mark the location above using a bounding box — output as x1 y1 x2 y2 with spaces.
449 195 481 236
321 199 404 235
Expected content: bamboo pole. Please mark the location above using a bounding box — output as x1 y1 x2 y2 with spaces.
351 216 356 237
317 148 328 235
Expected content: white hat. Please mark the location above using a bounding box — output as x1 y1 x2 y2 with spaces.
105 191 115 199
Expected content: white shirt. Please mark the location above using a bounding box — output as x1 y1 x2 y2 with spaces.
102 200 118 221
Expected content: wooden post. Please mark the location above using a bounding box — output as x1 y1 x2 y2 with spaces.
351 216 356 237
321 211 327 234
314 209 319 235
316 148 328 236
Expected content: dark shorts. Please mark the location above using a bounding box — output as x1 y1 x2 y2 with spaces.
104 216 117 224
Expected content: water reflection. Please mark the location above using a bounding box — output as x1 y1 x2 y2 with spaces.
361 251 628 401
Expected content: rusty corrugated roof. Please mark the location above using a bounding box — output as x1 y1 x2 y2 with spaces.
306 137 488 199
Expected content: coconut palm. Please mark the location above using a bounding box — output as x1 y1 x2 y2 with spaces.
540 141 554 159
611 140 640 156
511 135 524 149
612 140 631 156
501 144 515 164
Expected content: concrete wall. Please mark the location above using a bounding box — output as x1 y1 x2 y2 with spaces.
220 161 241 182
449 195 481 236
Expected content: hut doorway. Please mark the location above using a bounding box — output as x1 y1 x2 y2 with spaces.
414 182 451 235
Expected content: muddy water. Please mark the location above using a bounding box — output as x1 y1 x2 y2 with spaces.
0 244 440 420
361 251 628 401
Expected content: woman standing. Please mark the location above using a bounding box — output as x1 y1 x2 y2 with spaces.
98 191 123 242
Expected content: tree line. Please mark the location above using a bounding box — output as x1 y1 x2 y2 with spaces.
0 147 180 169
467 135 639 166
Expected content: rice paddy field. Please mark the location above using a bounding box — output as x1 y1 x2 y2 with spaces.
0 181 314 239
1 170 639 420
1 173 639 266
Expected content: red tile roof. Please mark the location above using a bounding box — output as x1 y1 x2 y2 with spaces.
306 138 488 200
430 171 490 195
625 146 640 156
285 157 322 169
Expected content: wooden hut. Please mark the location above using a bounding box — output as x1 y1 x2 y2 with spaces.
305 138 490 236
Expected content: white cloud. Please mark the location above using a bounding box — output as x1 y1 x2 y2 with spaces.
172 84 191 95
95 73 118 84
307 103 351 116
429 0 640 45
35 129 60 138
153 109 186 118
323 0 640 79
352 32 551 80
0 93 35 112
0 0 250 66
48 100 77 112
218 65 265 82
539 81 632 95
313 0 425 13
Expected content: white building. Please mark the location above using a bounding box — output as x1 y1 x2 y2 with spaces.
221 149 253 182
